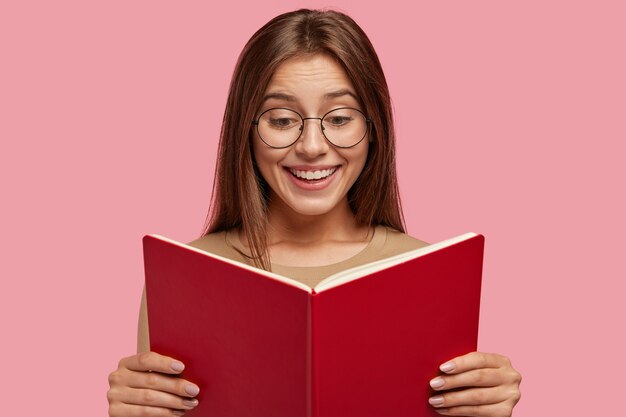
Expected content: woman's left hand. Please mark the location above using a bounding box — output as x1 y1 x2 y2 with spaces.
427 351 522 416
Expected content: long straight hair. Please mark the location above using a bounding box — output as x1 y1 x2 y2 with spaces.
202 9 406 271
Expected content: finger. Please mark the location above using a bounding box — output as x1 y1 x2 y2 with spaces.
120 351 186 375
435 400 514 417
428 386 511 409
439 351 510 375
430 367 503 391
109 401 189 417
114 386 199 411
121 369 201 398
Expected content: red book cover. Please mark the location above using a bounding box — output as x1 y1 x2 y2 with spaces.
143 232 484 417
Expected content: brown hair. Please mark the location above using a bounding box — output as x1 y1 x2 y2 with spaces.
201 8 406 270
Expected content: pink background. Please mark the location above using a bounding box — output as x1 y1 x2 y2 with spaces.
1 1 624 415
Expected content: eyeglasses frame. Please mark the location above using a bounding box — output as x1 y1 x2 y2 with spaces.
251 106 372 149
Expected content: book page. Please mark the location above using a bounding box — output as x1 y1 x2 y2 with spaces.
314 232 477 293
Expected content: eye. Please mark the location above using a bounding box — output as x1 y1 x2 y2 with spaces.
260 109 301 130
326 115 353 127
268 117 299 129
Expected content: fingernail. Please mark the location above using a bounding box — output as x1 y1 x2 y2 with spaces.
172 411 185 416
440 361 455 372
429 376 445 388
429 395 445 406
185 384 200 396
182 398 199 408
436 408 449 414
171 361 185 372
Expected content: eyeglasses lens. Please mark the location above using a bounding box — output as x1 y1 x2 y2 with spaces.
257 108 367 148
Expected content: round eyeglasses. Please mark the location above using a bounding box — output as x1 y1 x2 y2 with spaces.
252 107 371 149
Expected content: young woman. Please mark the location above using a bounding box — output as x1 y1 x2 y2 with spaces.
108 9 522 417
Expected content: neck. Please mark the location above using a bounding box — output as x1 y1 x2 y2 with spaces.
265 197 366 246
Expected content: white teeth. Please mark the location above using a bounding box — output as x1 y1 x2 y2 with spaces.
289 167 337 180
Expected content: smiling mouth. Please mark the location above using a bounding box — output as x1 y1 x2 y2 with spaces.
286 166 339 182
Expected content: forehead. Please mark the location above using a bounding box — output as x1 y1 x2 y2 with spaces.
264 53 357 101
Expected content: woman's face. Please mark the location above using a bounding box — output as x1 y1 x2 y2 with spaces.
251 53 369 218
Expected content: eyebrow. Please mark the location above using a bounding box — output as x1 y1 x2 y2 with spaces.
262 89 358 103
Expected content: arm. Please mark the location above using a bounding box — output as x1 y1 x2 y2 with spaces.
137 285 150 353
107 285 200 416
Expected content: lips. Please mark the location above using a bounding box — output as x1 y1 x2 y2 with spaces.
283 165 341 190
288 167 338 180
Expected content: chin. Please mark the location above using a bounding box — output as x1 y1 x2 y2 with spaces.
282 199 342 218
288 205 336 217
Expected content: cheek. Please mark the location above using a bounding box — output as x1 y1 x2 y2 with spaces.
250 140 268 182
346 147 370 187
251 137 286 181
352 143 369 174
251 135 269 167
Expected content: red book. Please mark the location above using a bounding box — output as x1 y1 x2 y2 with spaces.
143 232 484 417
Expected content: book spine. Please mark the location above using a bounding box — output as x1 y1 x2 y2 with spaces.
307 292 319 417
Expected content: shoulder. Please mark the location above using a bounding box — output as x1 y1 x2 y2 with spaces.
381 226 430 253
185 230 236 259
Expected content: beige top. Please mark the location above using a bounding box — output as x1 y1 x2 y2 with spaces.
186 225 430 288
137 226 429 352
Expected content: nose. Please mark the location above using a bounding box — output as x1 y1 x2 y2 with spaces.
295 118 329 157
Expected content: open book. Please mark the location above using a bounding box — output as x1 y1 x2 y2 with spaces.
143 232 484 417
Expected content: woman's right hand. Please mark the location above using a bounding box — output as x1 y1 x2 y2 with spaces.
107 351 200 416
